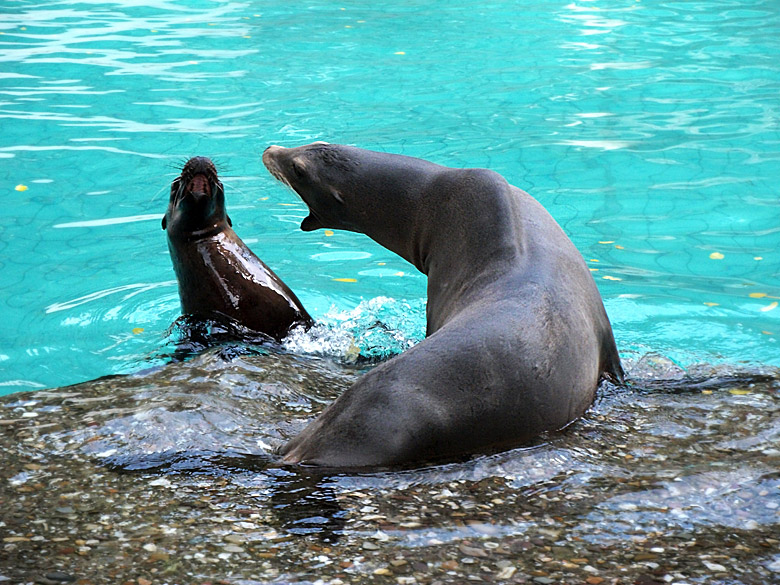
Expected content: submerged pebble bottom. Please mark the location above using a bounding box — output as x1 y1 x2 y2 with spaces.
1 353 778 584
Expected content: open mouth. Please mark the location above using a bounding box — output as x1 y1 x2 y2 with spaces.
262 148 314 229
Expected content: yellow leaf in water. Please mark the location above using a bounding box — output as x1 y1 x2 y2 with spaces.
602 275 622 281
729 389 751 396
598 241 614 244
701 390 713 395
760 301 778 312
394 51 406 55
761 331 773 335
132 328 144 334
15 184 28 191
324 230 334 236
754 256 763 261
703 302 719 307
709 252 724 260
615 245 625 250
394 271 405 276
749 293 767 298
333 278 357 283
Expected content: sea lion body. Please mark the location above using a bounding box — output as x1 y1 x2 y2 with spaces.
163 156 313 341
263 143 623 467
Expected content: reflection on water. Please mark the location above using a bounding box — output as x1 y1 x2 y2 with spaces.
1 343 777 583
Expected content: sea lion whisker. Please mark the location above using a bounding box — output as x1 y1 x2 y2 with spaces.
219 179 247 198
150 182 171 203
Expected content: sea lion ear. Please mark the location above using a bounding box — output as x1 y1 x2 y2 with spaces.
161 215 167 230
330 188 344 204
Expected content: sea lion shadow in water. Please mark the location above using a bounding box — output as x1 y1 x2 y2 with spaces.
162 156 313 354
263 142 625 470
105 446 346 542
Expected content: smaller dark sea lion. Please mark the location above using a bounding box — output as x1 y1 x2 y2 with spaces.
163 156 313 341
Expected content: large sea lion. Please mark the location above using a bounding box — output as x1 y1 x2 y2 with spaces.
263 143 623 468
163 156 313 341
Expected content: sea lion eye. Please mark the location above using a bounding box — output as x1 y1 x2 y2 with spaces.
292 161 305 178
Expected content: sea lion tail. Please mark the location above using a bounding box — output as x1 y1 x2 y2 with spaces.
601 345 625 385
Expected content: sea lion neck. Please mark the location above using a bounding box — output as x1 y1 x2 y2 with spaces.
407 168 526 334
409 168 524 272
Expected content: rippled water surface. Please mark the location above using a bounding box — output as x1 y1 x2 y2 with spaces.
1 0 778 392
1 1 779 583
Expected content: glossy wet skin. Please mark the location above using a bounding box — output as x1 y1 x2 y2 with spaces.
163 157 313 341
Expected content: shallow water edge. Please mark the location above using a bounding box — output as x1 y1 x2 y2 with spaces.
1 351 778 585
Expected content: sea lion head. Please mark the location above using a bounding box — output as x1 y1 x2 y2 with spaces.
162 156 231 237
262 142 373 233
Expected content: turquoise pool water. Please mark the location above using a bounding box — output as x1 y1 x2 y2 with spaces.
1 0 778 395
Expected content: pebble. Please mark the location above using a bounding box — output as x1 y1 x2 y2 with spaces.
458 543 488 558
702 561 728 572
40 573 76 584
496 566 516 579
224 534 246 544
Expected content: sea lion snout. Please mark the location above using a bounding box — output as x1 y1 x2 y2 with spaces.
185 174 211 198
179 156 219 199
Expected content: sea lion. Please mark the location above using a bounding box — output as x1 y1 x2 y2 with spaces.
263 143 623 468
163 156 313 342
